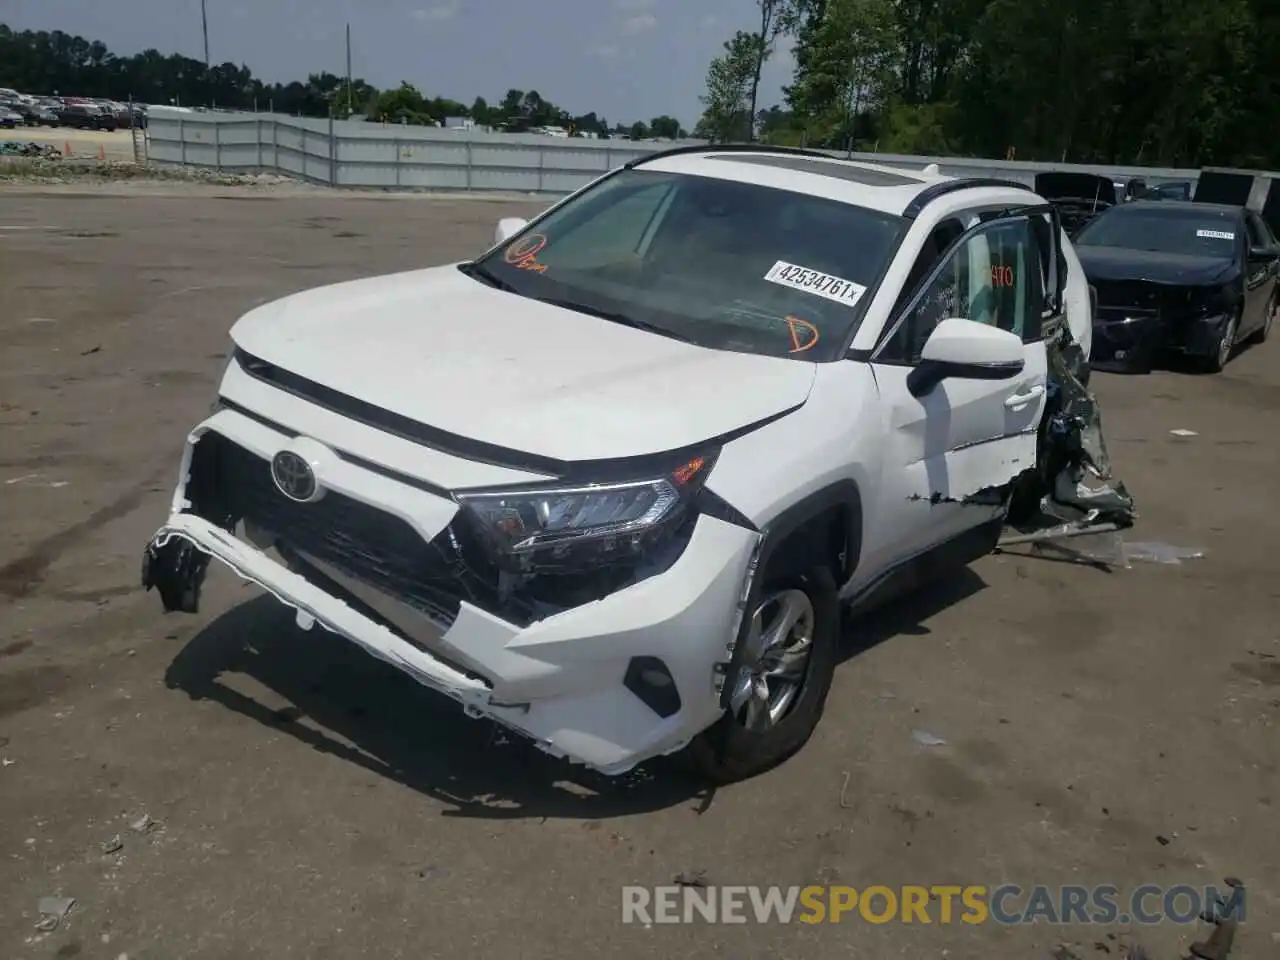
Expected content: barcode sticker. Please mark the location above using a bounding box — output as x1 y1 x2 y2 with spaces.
763 260 867 308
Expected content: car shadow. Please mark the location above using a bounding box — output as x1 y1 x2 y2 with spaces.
164 569 991 820
837 565 987 664
164 595 714 821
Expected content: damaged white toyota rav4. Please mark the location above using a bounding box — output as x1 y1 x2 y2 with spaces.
143 145 1133 783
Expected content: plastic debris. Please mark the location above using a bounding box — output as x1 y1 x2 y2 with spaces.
129 813 158 834
1169 428 1198 438
100 834 123 855
911 730 947 747
1123 541 1205 565
35 896 75 931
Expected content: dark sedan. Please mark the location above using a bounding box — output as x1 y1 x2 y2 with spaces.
1073 201 1279 372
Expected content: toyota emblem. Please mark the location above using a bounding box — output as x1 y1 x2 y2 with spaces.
271 450 319 502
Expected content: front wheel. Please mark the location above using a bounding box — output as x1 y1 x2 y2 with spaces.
681 565 840 784
1205 311 1239 373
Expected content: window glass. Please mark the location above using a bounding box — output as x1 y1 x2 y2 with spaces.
474 169 907 361
1075 206 1240 257
881 218 1044 362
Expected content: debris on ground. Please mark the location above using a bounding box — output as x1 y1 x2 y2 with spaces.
100 834 123 855
673 869 708 888
129 812 159 834
0 141 61 159
1124 542 1205 565
34 895 75 931
911 730 947 747
1169 429 1198 438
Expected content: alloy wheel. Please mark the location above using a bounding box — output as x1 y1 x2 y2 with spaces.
728 588 815 732
1218 315 1238 369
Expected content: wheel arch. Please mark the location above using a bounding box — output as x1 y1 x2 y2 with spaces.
716 480 862 711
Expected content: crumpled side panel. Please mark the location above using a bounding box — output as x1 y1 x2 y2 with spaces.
1040 318 1137 526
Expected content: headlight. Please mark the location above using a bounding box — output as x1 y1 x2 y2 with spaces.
455 450 716 571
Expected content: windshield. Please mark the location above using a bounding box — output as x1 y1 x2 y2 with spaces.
468 169 907 361
1074 207 1240 258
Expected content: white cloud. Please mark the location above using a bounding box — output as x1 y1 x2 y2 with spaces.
411 1 458 22
619 13 657 35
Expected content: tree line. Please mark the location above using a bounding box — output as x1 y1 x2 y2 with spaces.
0 24 685 139
697 0 1280 169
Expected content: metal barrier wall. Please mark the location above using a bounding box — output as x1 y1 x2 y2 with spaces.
147 107 1223 195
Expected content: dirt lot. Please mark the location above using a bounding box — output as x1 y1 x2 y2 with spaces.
0 185 1276 960
1 127 140 162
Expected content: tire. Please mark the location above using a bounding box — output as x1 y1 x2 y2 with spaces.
1205 311 1239 373
681 564 840 784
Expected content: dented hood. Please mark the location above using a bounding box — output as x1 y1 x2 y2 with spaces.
229 264 817 463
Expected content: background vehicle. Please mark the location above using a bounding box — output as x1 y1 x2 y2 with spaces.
55 103 116 130
1034 172 1117 236
0 107 22 129
1074 200 1278 372
1145 180 1194 201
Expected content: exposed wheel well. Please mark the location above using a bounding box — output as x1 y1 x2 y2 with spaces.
763 501 858 585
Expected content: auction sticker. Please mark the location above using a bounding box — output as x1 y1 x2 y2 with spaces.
1196 229 1235 240
763 260 867 307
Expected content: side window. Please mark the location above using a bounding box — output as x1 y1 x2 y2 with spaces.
879 218 1046 363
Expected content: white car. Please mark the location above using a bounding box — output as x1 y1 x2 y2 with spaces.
142 146 1100 783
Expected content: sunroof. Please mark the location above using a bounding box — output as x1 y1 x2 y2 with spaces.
708 153 922 187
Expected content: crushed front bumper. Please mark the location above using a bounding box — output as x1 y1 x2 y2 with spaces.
142 414 761 776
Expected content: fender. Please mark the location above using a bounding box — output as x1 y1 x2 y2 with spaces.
716 479 863 711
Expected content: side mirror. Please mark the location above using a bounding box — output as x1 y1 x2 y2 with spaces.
906 318 1025 398
494 217 528 245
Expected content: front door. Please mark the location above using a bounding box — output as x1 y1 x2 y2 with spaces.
862 214 1056 569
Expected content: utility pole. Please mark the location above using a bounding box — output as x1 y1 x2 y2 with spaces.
345 24 353 117
201 0 210 106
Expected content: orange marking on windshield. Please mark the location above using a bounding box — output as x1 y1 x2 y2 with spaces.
784 316 820 353
504 233 549 272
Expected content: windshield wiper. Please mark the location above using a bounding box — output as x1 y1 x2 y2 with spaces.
457 260 518 292
532 295 696 343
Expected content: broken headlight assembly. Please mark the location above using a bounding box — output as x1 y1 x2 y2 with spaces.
454 450 717 577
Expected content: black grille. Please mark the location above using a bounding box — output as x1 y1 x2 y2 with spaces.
187 432 515 628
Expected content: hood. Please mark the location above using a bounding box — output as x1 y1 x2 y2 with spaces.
1075 246 1239 285
1035 172 1117 206
229 265 817 464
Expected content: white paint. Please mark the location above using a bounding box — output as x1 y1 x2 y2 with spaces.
1169 428 1198 437
762 260 867 307
228 264 818 462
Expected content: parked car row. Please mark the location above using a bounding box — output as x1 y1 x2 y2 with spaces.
0 87 147 131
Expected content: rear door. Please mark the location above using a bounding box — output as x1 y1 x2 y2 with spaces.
864 208 1061 563
1244 211 1278 335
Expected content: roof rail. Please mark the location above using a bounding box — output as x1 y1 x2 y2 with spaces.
902 177 1033 218
623 142 837 169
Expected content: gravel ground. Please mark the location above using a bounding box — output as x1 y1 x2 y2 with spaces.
0 185 1276 960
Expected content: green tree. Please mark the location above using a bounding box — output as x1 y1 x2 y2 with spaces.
372 81 430 124
696 30 759 142
629 120 650 140
649 115 681 138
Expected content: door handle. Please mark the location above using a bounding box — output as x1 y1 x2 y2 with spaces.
1004 384 1045 408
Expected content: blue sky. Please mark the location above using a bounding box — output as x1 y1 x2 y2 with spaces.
4 0 797 128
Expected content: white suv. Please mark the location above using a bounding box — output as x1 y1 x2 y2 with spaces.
142 146 1100 783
